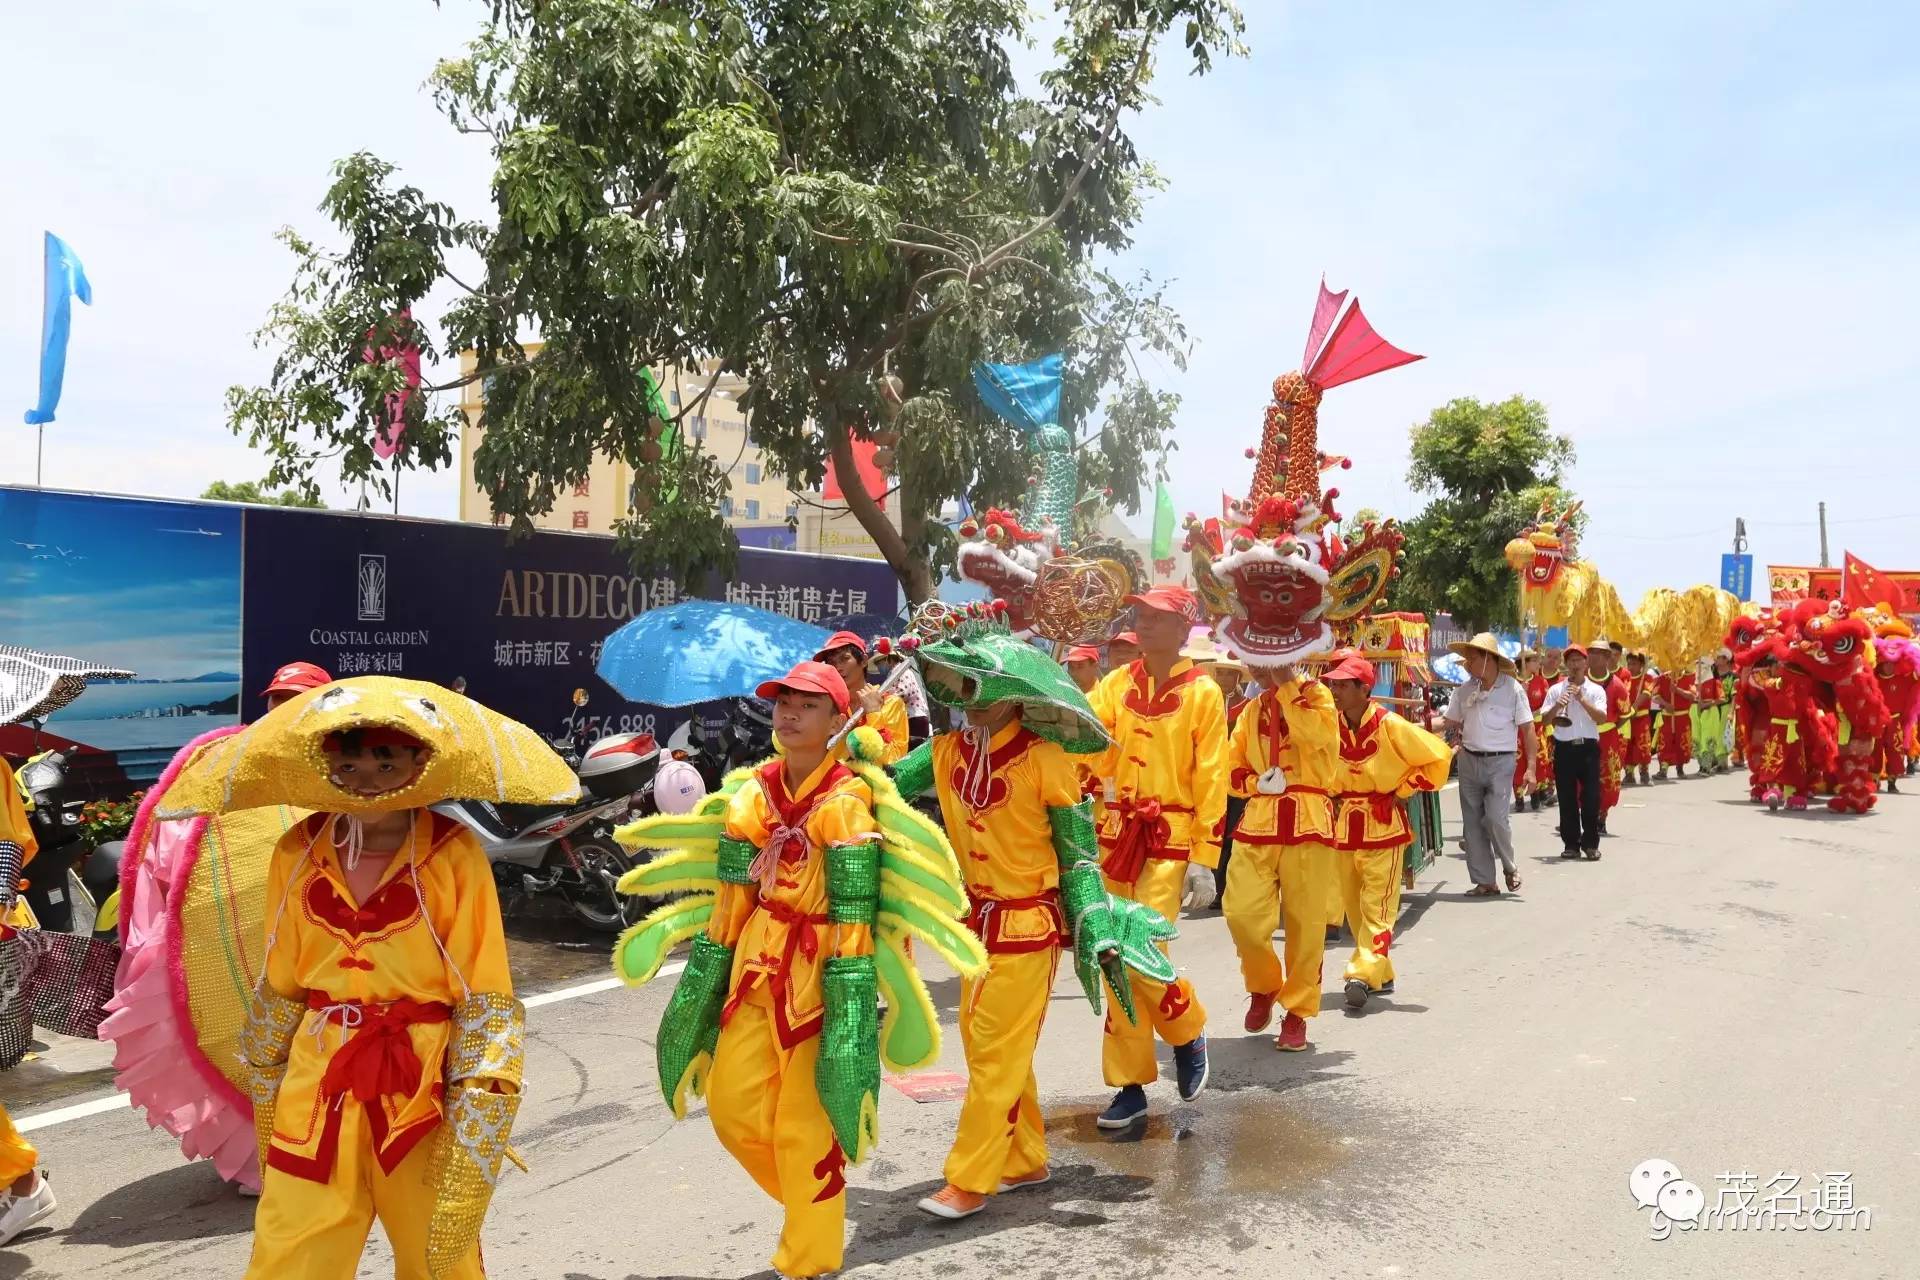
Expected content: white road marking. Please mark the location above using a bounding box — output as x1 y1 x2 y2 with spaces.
12 960 669 1134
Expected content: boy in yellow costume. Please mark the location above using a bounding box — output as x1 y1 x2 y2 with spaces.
612 657 987 1277
816 631 913 764
155 677 575 1279
886 613 1177 1219
1088 585 1226 1127
1222 664 1343 1053
2 756 58 1245
1322 656 1451 1010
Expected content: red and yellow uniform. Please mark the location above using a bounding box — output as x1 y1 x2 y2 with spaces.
1623 671 1655 770
1 759 39 1184
1222 676 1339 1021
704 754 879 1279
244 814 514 1280
1088 660 1226 1085
1517 674 1552 794
1659 674 1696 768
1599 673 1629 814
928 723 1078 1196
1327 706 1451 991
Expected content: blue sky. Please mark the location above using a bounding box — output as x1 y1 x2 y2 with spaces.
4 1 1916 604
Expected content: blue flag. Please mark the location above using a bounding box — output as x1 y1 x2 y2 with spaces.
24 232 93 426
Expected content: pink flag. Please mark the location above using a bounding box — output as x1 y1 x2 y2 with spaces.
1301 276 1349 373
823 437 886 502
1306 299 1423 390
365 309 421 461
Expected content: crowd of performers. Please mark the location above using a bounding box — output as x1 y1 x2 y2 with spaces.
1503 601 1920 827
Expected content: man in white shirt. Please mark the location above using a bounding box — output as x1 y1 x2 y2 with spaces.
1542 644 1609 859
1442 633 1538 896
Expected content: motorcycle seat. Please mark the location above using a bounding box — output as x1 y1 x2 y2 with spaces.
445 799 580 843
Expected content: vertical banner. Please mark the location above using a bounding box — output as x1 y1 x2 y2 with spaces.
1719 553 1754 602
24 232 93 425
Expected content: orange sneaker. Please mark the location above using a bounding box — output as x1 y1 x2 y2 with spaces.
1244 991 1276 1033
917 1184 988 1220
1275 1011 1310 1052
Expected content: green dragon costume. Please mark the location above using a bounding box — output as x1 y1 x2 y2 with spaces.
882 607 1180 1023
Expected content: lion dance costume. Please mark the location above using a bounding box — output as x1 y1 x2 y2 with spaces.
156 677 574 1278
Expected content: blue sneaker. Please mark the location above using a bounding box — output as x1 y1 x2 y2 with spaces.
1096 1085 1148 1129
1174 1035 1210 1101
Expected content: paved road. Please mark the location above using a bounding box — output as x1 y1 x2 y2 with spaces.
5 771 1913 1278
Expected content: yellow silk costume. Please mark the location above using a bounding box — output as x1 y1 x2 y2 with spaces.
928 723 1078 1195
704 754 879 1279
1087 660 1226 1085
1222 677 1342 1020
1326 706 1451 990
864 693 912 766
243 814 516 1280
1 759 38 1182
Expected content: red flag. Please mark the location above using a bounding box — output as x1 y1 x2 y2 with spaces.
823 437 886 502
364 309 420 461
1843 552 1908 613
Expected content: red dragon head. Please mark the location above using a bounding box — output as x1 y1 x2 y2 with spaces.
1502 498 1583 592
955 508 1057 631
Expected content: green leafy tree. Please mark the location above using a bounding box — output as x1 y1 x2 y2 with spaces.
1391 395 1578 631
226 0 1246 603
201 479 326 508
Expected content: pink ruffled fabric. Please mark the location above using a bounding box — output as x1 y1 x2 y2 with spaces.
97 726 260 1191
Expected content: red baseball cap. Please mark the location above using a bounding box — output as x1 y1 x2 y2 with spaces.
1125 585 1201 624
1323 654 1377 685
812 631 868 661
1561 643 1589 659
261 661 333 698
1108 631 1141 648
756 660 851 714
1064 645 1101 664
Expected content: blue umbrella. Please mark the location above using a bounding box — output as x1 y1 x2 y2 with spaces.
597 600 835 708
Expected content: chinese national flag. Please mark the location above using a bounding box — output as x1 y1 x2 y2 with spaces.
823 436 886 502
1843 552 1908 613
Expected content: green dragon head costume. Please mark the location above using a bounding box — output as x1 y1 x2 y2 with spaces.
881 601 1111 756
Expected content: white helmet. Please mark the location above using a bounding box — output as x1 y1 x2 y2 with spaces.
652 757 708 815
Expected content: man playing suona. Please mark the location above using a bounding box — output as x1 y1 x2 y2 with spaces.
890 620 1176 1219
1322 656 1452 1008
815 631 913 764
1087 585 1226 1127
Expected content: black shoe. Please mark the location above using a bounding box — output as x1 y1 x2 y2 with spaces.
1376 980 1395 996
1599 822 1612 838
1584 846 1601 861
1344 978 1370 1010
1560 846 1580 859
1096 1085 1148 1129
1173 1036 1210 1101
1529 793 1543 811
1512 799 1527 815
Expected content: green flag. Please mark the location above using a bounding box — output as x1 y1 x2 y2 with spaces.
1150 481 1175 561
641 368 679 503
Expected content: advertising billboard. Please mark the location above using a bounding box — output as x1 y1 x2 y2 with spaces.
1 486 898 779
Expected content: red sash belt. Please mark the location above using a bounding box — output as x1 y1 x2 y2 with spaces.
308 994 451 1106
1100 798 1191 883
725 901 829 1028
966 891 1064 955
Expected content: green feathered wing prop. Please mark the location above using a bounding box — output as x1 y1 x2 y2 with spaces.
610 744 987 1166
609 769 750 1118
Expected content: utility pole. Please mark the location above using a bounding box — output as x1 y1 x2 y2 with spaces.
1817 501 1830 568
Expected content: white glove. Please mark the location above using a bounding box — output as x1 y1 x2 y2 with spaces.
1181 863 1215 911
1255 766 1288 795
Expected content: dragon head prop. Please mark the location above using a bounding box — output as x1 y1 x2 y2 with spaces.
1503 498 1584 594
954 508 1057 631
1182 280 1418 668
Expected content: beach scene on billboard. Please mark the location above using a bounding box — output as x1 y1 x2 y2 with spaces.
0 488 242 774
